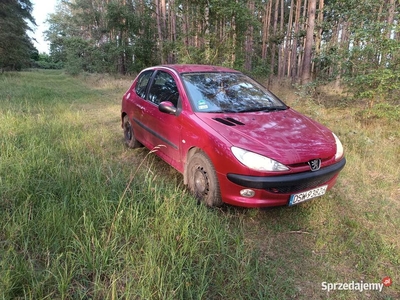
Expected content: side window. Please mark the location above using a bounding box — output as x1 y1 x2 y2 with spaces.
148 71 179 106
135 70 153 99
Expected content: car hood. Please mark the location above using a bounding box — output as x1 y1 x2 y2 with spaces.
196 108 336 165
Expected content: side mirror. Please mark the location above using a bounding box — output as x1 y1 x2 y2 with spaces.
159 101 177 115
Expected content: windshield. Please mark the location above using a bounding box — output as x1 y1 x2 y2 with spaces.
181 72 287 113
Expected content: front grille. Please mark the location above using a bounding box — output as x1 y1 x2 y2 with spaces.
265 173 335 194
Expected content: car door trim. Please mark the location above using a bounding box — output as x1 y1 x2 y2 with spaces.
133 118 178 150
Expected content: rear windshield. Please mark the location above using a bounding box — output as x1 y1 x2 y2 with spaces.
181 72 287 113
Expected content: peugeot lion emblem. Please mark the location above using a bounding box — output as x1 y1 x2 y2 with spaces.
308 159 321 171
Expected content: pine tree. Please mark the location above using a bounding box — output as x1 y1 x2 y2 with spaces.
0 0 37 71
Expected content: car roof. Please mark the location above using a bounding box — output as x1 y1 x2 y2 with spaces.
152 64 240 74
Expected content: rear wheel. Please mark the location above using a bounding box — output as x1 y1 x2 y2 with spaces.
123 115 141 148
187 152 222 207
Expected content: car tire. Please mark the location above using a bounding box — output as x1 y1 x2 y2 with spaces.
187 152 223 207
123 115 141 148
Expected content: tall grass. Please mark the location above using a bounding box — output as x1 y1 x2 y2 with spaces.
0 70 399 299
0 71 290 299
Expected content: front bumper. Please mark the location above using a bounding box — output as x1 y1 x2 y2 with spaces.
227 158 346 194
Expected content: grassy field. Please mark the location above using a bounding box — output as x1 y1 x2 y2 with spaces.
0 70 399 299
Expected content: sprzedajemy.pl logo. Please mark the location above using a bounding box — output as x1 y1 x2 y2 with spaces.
321 277 392 293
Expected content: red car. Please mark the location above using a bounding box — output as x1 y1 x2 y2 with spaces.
121 65 346 208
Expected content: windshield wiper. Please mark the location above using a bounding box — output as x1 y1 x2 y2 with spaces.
203 109 238 113
238 106 287 113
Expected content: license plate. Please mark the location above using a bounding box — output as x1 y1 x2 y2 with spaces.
289 185 328 206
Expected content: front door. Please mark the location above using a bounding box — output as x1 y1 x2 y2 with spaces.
136 70 182 167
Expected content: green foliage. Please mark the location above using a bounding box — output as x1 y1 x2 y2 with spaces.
45 0 160 75
356 102 400 124
34 53 64 70
63 37 88 75
249 57 271 78
40 0 398 110
320 0 399 104
0 0 37 70
346 68 400 102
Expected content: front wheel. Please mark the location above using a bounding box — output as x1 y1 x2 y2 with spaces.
123 115 141 148
187 152 222 207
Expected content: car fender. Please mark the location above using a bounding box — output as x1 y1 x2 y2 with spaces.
181 115 248 185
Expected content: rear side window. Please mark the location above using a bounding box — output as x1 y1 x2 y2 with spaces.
135 70 153 99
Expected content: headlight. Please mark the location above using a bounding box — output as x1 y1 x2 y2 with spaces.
332 133 344 161
231 146 289 172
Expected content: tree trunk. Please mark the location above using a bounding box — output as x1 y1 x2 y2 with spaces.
155 0 165 64
204 1 211 63
261 0 272 62
231 4 237 66
278 0 285 78
290 0 301 82
270 0 280 76
313 0 324 75
285 0 294 77
169 0 177 63
301 0 316 84
245 1 255 72
386 0 395 38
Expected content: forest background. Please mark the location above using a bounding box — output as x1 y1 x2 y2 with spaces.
1 0 399 102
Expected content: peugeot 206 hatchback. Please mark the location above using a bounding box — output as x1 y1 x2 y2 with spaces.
121 64 346 208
